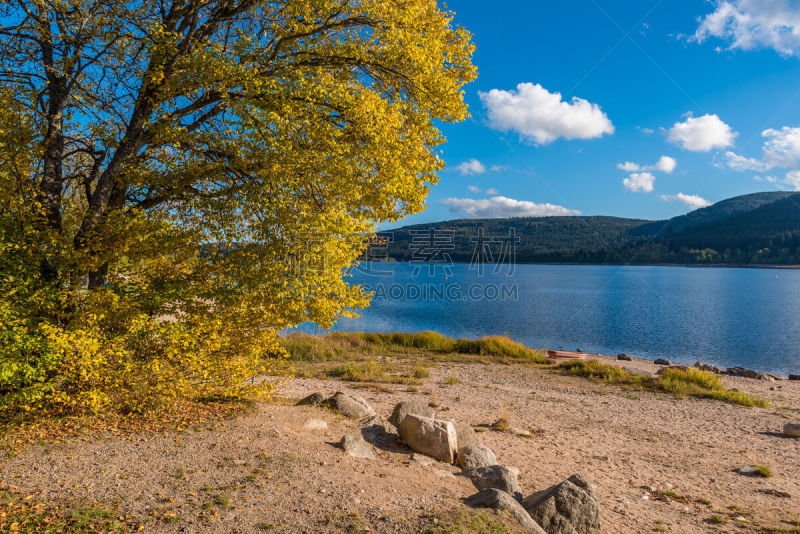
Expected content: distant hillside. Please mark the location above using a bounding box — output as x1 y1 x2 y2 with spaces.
629 191 796 238
377 192 800 266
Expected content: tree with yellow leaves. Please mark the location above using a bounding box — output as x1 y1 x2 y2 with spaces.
0 0 475 414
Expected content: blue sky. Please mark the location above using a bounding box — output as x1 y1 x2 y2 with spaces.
386 0 800 229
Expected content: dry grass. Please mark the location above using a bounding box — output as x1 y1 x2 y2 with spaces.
281 331 549 365
0 489 131 533
558 360 768 408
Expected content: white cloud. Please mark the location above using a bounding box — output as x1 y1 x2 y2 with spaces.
489 165 508 172
485 188 500 195
617 156 676 175
467 185 481 193
661 192 713 210
453 159 486 176
692 0 800 57
617 161 641 172
441 195 581 218
652 155 678 173
667 114 737 151
478 83 614 145
623 172 656 193
762 126 800 166
784 170 800 190
723 151 773 171
753 174 779 183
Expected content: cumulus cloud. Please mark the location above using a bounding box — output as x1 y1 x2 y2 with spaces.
485 188 500 195
762 126 800 166
623 172 656 193
618 156 677 174
667 114 737 151
441 195 581 218
453 159 487 176
478 83 614 145
661 192 713 210
467 185 481 193
692 0 800 57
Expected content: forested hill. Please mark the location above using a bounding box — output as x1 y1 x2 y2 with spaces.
376 192 800 266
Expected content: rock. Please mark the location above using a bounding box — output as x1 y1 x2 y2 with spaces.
523 474 601 534
296 392 326 406
726 367 772 381
653 358 671 366
388 399 435 428
465 489 546 534
453 421 480 449
789 374 800 381
464 465 523 502
510 427 533 438
302 419 327 431
694 361 722 374
360 415 396 448
617 353 632 361
457 444 498 470
325 392 376 418
340 435 375 459
784 423 800 438
737 466 761 477
397 414 458 464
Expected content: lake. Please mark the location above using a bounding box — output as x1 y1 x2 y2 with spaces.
299 262 800 376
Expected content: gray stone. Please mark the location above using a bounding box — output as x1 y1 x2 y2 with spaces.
325 392 376 418
616 353 632 361
296 392 326 406
388 399 435 428
397 414 458 463
360 415 396 448
653 358 671 366
737 466 762 477
340 435 375 459
523 474 601 534
453 421 480 449
465 489 546 534
457 444 498 470
726 367 772 381
410 453 436 466
302 418 327 432
464 465 523 502
694 361 722 374
784 423 800 438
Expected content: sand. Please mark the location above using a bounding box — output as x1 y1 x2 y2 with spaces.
1 356 799 533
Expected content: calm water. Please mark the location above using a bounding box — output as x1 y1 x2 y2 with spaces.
300 262 800 376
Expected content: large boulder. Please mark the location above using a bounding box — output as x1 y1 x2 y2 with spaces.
388 399 435 428
465 489 546 534
694 361 722 374
653 358 671 366
325 392 376 419
523 474 601 534
397 414 458 463
784 423 800 438
453 421 480 449
340 435 375 459
296 392 326 406
616 353 632 361
457 444 498 470
464 465 522 501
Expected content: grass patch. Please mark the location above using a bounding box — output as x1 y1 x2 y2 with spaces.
751 464 773 478
281 331 548 365
446 376 459 385
424 509 527 533
0 489 129 533
324 360 391 382
557 360 768 407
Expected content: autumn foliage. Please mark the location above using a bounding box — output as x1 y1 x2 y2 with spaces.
0 0 475 415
